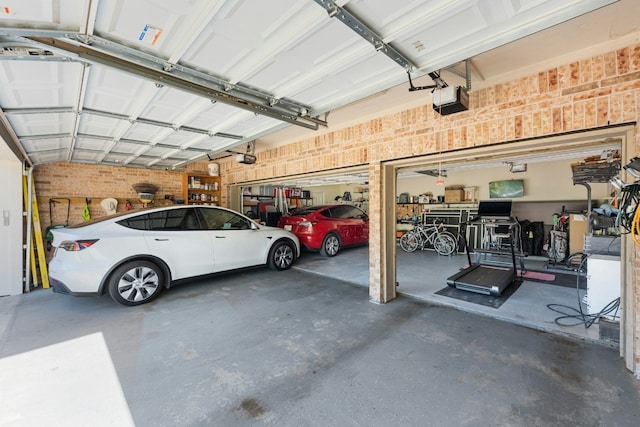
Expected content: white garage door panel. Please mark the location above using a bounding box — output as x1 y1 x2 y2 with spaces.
0 62 80 107
78 114 125 137
8 112 74 135
84 65 157 114
0 0 54 22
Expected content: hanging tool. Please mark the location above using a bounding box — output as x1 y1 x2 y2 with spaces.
82 198 91 221
45 198 71 251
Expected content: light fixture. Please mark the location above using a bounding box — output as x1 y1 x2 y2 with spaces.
509 162 527 173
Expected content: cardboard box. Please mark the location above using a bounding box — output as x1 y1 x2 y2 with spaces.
444 189 464 203
569 214 588 253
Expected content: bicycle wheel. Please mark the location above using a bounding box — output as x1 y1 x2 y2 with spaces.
400 232 419 252
433 233 456 256
441 231 459 251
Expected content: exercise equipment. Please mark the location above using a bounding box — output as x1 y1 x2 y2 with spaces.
446 200 520 296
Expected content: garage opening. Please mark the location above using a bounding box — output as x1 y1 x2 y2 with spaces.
389 125 634 357
231 168 371 284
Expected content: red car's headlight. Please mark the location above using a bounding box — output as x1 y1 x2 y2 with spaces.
58 239 99 251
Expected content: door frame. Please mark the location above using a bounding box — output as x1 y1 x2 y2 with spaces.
381 124 636 372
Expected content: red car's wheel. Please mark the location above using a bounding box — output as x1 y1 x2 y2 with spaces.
320 233 340 257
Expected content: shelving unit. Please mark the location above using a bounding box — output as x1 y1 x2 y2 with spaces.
395 202 428 221
421 207 481 251
352 187 369 213
183 174 221 205
242 194 275 219
241 190 313 220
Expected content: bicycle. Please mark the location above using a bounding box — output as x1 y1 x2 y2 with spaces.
399 222 458 255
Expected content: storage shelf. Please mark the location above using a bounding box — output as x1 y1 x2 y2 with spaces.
188 188 219 193
183 174 221 205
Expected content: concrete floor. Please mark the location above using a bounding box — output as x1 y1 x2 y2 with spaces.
294 246 608 344
1 253 639 426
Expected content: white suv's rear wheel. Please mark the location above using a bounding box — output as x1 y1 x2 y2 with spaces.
108 260 164 306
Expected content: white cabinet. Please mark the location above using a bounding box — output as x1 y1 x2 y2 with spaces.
586 255 621 320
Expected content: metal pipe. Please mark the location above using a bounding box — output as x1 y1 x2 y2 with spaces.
24 163 33 292
578 182 593 233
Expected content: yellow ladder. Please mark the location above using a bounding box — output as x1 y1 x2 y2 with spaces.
23 172 49 289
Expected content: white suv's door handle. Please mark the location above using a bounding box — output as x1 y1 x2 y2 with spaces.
154 238 169 241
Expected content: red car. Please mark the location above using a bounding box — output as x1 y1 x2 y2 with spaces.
277 204 369 256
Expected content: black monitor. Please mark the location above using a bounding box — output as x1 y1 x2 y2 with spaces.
475 200 512 219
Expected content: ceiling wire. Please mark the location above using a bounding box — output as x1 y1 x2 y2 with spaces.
436 94 445 185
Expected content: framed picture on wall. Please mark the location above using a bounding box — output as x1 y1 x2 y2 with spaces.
489 179 524 198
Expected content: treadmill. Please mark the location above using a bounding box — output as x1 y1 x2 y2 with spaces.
446 200 520 296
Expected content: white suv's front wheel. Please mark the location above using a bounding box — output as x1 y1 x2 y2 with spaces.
268 240 295 270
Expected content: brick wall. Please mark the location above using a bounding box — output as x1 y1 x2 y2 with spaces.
32 162 209 231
